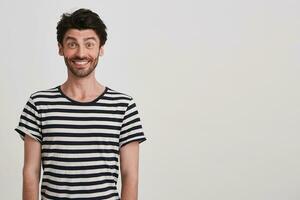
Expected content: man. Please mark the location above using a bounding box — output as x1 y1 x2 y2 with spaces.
15 8 146 200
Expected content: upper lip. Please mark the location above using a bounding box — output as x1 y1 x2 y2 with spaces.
73 59 88 62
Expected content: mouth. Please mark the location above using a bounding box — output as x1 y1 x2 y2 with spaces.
72 60 90 67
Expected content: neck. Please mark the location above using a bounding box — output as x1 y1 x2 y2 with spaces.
61 73 105 100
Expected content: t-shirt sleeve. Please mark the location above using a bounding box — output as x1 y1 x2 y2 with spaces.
14 95 42 143
119 97 146 148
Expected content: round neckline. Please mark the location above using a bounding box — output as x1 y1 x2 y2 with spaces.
57 85 108 105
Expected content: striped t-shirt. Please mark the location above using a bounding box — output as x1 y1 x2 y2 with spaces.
14 85 146 200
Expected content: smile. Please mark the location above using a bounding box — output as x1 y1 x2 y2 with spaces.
72 60 89 66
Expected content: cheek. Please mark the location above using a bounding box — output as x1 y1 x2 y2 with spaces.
62 50 75 59
92 48 101 55
90 51 101 59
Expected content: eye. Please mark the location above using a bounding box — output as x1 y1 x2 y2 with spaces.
86 42 95 49
67 42 77 49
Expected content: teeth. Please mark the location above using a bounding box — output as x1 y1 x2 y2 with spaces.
73 61 88 65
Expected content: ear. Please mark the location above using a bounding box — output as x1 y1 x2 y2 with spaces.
58 43 64 56
99 46 104 56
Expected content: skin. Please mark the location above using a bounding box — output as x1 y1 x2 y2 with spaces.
23 28 140 200
23 135 41 200
120 141 140 200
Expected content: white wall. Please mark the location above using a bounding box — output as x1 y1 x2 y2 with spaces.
1 0 299 199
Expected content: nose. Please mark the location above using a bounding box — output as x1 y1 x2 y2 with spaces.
75 45 87 58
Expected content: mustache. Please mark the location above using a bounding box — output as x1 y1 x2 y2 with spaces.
68 56 91 61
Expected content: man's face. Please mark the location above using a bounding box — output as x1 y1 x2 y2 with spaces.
58 29 104 78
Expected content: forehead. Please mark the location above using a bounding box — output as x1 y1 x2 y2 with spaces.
63 29 100 42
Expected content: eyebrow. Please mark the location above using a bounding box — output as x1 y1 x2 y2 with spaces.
65 36 98 42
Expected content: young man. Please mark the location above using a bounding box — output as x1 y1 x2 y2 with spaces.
15 8 146 200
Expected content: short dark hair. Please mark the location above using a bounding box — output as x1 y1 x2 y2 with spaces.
56 8 107 47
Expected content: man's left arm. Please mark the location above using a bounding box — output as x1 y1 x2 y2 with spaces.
120 141 140 200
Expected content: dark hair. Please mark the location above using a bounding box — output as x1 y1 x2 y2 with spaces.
56 8 107 47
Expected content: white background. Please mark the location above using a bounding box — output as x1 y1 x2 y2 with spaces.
1 0 300 199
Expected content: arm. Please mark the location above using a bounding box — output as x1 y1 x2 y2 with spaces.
120 141 140 200
23 134 41 200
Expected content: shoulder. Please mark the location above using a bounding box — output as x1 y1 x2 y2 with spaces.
105 87 142 112
105 86 134 102
29 86 59 101
105 87 141 109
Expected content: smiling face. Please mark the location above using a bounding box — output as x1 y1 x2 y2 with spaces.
58 29 104 78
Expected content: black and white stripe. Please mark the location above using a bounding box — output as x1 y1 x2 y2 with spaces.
15 85 146 200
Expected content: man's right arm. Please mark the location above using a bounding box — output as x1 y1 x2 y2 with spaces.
23 134 41 200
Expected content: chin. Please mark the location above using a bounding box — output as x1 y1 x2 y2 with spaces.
69 65 96 78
